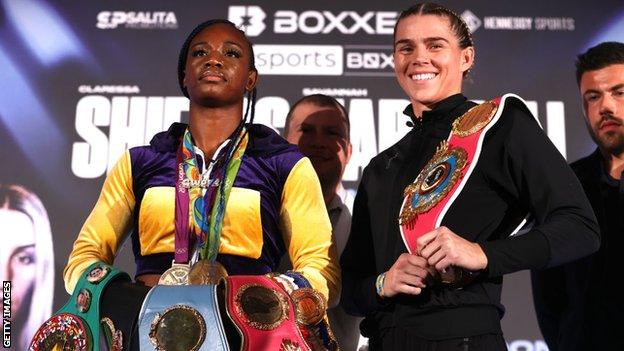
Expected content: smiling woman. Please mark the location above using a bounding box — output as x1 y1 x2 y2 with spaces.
340 3 600 350
0 184 53 351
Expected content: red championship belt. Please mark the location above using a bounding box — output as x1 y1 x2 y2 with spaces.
399 96 504 256
399 94 539 265
224 275 311 351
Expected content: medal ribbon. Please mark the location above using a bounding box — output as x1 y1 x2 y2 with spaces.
174 126 248 263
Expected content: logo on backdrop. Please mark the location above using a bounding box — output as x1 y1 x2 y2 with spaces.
96 11 178 29
459 9 574 32
461 10 482 33
228 6 397 36
228 6 266 36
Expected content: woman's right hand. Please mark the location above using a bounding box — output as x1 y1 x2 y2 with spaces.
382 253 434 298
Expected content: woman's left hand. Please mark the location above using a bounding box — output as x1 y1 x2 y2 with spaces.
416 226 488 272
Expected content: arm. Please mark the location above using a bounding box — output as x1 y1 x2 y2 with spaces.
480 100 600 276
340 171 377 316
418 100 599 277
63 151 135 293
279 157 341 306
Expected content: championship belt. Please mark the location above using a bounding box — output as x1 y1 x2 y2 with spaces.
223 275 311 351
137 285 229 351
30 262 130 351
399 97 503 284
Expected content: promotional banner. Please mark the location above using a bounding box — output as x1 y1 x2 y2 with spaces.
2 1 623 349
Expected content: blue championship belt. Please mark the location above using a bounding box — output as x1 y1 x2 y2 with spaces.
138 285 229 351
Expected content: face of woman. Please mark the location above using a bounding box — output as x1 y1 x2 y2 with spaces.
0 209 36 316
393 14 474 111
183 23 257 107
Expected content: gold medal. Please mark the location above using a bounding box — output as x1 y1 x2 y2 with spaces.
188 259 228 285
452 100 498 137
290 288 326 326
235 283 288 330
158 262 190 286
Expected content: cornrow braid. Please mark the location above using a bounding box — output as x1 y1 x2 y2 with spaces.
394 3 473 49
431 5 474 49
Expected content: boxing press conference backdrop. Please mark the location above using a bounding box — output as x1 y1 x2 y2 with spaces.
2 0 623 349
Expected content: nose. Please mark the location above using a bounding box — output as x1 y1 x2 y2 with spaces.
204 52 223 68
410 45 430 66
599 94 617 116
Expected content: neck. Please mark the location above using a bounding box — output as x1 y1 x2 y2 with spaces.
322 182 343 207
410 102 430 119
601 149 624 179
188 102 244 158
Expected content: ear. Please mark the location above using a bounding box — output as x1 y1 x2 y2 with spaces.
459 46 475 75
345 139 353 164
246 69 258 92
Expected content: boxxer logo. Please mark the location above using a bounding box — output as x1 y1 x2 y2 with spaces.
274 10 397 35
228 6 266 37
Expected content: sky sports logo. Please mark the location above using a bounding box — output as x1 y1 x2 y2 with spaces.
254 45 342 75
253 45 395 76
228 6 397 37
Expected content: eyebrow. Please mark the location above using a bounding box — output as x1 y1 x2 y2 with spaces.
610 83 624 91
394 36 450 47
12 244 35 254
190 41 243 49
583 83 624 96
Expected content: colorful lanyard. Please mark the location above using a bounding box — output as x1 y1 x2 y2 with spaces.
174 126 248 264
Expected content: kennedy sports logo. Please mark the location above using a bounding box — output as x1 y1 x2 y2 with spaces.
228 6 266 36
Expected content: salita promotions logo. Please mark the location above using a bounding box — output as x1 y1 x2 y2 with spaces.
96 11 178 29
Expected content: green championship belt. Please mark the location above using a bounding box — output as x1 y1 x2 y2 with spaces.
29 262 130 351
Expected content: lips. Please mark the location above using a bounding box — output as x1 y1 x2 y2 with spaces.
410 72 437 81
599 120 622 130
199 70 225 82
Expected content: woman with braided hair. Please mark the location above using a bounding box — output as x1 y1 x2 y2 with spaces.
340 3 599 350
62 19 339 349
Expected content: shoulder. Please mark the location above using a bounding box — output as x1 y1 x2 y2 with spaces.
367 129 413 171
493 94 541 130
128 123 183 171
570 149 601 178
480 94 544 145
246 123 304 174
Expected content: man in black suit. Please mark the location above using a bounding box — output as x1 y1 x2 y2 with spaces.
532 41 624 351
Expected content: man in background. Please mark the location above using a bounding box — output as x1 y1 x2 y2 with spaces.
284 94 364 351
532 41 624 351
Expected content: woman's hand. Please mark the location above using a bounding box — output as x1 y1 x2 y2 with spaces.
382 253 434 297
417 226 488 272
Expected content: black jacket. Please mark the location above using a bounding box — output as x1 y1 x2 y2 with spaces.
341 94 600 340
532 149 623 351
